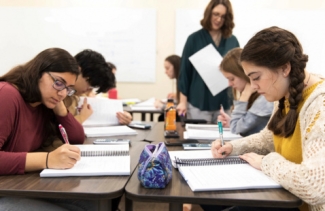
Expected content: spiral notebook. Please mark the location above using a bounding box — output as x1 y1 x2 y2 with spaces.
169 151 281 192
40 145 130 177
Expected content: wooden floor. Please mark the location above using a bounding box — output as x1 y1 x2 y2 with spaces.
118 194 204 211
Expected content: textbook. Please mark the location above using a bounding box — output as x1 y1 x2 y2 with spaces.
78 97 123 127
40 144 130 177
168 150 281 192
84 125 137 137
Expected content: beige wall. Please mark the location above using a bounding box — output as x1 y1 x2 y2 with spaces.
0 0 324 102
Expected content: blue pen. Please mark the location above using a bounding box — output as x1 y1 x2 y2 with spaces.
217 121 225 155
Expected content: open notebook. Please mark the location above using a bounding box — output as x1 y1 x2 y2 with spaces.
40 145 130 177
168 150 281 192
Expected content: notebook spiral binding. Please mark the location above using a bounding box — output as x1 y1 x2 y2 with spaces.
81 150 129 157
175 157 247 167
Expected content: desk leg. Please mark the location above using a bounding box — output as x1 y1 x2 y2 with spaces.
141 113 146 121
150 113 154 121
169 203 182 211
98 199 111 211
125 197 133 211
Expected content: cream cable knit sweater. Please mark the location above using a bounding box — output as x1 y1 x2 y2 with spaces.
230 81 325 211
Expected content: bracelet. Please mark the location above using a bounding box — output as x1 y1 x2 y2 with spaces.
46 152 50 169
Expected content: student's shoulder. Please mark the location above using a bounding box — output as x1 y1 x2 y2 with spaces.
0 82 20 97
249 95 273 116
187 28 207 40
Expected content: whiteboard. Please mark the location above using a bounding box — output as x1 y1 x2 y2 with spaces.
0 7 156 82
175 7 325 75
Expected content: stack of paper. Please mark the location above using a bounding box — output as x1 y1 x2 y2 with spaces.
185 124 230 131
184 129 241 140
84 125 137 137
130 97 161 111
184 124 242 140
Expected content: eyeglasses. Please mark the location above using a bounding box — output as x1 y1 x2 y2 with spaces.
47 72 76 96
212 12 225 20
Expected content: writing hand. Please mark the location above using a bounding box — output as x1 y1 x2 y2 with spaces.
117 111 132 125
47 144 81 169
239 153 264 170
211 140 233 158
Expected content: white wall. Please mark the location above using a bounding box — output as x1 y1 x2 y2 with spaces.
0 0 324 101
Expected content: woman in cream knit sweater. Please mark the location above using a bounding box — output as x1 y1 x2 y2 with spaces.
208 26 325 211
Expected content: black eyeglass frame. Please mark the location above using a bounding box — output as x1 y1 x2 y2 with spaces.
47 72 76 96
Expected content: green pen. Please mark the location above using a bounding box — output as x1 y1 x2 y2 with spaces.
217 121 225 155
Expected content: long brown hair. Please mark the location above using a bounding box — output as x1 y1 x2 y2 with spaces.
165 55 181 102
220 47 260 110
200 0 235 38
0 48 80 147
240 26 308 137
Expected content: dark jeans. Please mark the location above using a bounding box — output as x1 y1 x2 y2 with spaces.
200 204 300 211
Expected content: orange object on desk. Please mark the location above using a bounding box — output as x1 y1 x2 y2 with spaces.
165 99 176 131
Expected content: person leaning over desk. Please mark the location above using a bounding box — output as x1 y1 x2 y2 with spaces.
207 26 325 211
0 48 99 210
218 47 273 136
64 49 132 125
176 0 239 123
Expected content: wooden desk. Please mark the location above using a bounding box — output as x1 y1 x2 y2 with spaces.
0 136 148 211
125 124 302 211
124 106 163 122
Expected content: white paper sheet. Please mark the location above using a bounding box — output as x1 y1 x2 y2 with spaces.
189 44 228 96
78 97 123 127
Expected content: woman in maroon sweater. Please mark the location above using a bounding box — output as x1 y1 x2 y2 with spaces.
0 48 97 210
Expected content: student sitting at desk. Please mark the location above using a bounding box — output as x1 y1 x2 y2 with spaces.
217 47 273 136
0 48 98 210
155 55 181 121
209 26 325 211
64 49 132 125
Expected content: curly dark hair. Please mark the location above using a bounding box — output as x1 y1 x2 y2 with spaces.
75 49 115 94
240 26 308 137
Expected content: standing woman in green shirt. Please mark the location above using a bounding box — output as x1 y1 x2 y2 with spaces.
177 0 239 123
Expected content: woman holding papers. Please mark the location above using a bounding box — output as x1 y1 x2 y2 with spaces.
218 48 273 136
177 0 239 123
64 49 132 125
209 27 325 211
0 48 98 210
